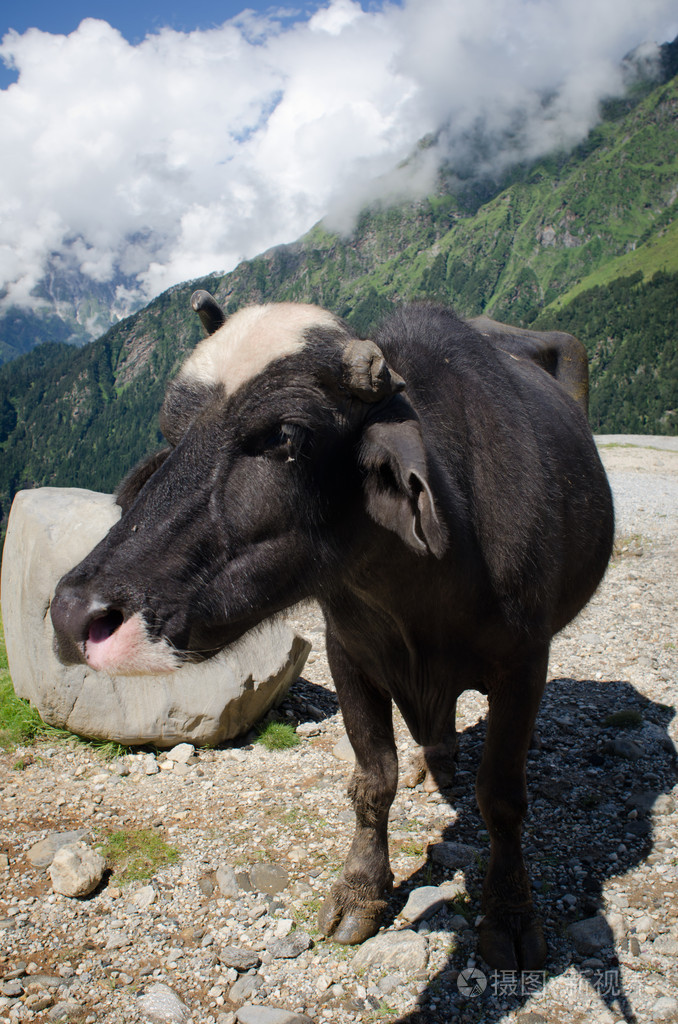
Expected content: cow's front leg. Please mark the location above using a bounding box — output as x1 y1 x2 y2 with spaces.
475 647 549 971
318 631 398 944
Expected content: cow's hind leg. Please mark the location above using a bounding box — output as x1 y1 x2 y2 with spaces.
318 631 398 944
476 647 549 971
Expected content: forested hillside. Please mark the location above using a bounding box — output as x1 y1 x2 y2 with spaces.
0 62 676 540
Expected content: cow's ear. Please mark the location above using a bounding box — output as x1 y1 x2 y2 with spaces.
115 448 171 513
360 418 447 558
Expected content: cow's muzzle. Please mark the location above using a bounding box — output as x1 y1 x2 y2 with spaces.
50 585 123 666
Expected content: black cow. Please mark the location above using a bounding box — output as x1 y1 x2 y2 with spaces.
50 294 614 971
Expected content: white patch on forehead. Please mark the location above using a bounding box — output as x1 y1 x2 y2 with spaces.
180 303 341 394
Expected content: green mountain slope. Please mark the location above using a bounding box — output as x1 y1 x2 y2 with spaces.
1 68 676 541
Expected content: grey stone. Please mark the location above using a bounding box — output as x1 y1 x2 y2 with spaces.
268 930 312 959
0 487 310 746
131 885 157 910
250 863 289 895
137 982 190 1022
651 996 678 1021
611 736 645 760
27 830 91 869
48 1001 84 1021
1 981 23 997
401 885 445 922
653 793 676 815
237 1005 313 1024
652 934 678 956
606 912 627 943
167 743 195 763
216 864 240 898
634 914 656 937
218 947 261 972
377 974 404 995
229 973 264 1006
332 733 356 763
48 842 106 898
567 916 614 954
427 841 479 869
105 929 132 950
352 929 428 973
26 974 65 989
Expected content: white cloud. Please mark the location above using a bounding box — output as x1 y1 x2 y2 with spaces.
0 0 676 317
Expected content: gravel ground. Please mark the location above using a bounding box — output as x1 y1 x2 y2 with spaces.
1 436 677 1024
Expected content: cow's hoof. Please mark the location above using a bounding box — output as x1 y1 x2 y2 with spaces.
402 753 427 789
318 891 385 944
478 914 547 971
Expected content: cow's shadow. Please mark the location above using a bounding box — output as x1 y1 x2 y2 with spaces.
377 677 677 1024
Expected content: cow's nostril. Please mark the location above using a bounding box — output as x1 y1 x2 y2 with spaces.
88 610 124 645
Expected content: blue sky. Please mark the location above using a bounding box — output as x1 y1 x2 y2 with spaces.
0 1 315 87
0 0 308 40
1 0 676 316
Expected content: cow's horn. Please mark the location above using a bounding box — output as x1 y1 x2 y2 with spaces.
342 338 406 402
191 290 226 336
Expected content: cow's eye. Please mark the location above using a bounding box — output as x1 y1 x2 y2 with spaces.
260 423 306 460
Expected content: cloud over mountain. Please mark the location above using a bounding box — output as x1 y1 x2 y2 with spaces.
1 0 676 315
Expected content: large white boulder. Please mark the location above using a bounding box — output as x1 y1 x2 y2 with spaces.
1 487 310 747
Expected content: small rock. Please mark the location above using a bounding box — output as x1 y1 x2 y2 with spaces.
332 733 356 763
401 886 445 922
105 930 132 950
1 980 23 997
296 722 321 738
567 916 613 954
611 736 645 760
652 934 678 956
198 875 215 897
268 930 312 959
427 841 479 870
653 793 675 815
131 885 157 910
216 864 240 898
228 973 264 1006
606 912 626 943
48 842 105 898
27 830 90 869
353 929 428 972
167 743 195 763
250 863 289 895
378 974 404 995
236 1004 313 1023
137 982 190 1022
143 755 160 776
634 914 656 937
48 1001 84 1021
651 996 678 1021
218 947 261 972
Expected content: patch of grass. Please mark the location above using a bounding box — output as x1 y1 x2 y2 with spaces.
604 709 643 729
0 617 131 757
449 893 474 920
255 721 300 751
98 828 179 885
399 840 425 858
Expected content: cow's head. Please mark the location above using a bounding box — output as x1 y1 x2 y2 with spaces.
50 292 447 674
